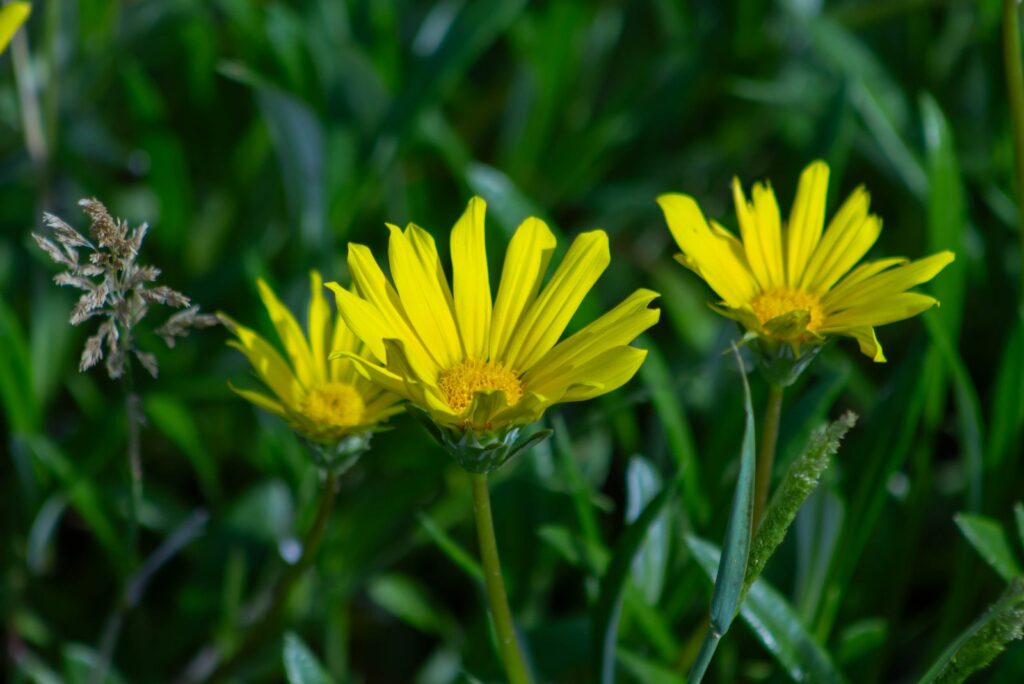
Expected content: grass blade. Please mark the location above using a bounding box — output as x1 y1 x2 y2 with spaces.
954 513 1023 582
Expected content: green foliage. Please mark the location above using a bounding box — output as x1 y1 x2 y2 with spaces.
1 0 1022 682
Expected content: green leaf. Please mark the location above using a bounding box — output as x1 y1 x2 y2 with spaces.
639 339 705 523
283 632 335 684
987 314 1024 468
835 618 888 666
593 480 676 684
1016 503 1024 551
367 573 453 637
954 513 1023 582
917 578 1024 684
617 648 685 684
0 298 39 433
145 393 221 502
416 511 484 584
688 348 757 683
687 536 845 684
625 456 670 604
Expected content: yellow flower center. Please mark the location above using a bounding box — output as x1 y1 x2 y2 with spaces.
438 359 524 412
299 382 365 429
750 288 824 330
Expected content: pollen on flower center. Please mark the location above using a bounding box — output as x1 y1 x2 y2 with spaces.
299 382 365 428
750 288 824 330
438 359 524 412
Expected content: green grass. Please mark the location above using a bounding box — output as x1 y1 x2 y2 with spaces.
1 1 1022 682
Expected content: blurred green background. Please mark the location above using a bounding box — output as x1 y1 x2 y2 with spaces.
2 0 1023 682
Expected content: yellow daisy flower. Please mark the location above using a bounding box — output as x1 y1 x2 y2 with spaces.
657 160 954 364
326 197 659 442
224 271 402 448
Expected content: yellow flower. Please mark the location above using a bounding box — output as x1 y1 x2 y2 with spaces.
0 3 30 55
657 160 954 363
326 197 659 435
224 272 402 445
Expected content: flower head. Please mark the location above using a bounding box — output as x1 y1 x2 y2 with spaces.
224 272 402 447
326 198 659 442
657 160 954 365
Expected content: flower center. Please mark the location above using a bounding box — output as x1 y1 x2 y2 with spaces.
299 382 365 428
438 359 524 412
750 288 824 330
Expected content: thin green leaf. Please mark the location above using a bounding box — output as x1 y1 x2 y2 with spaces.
626 456 670 604
367 573 453 637
282 632 335 684
593 482 676 684
688 536 845 684
416 511 484 584
954 513 1023 582
1015 503 1024 551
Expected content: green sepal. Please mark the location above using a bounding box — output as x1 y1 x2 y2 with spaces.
407 405 552 473
305 431 372 475
751 337 825 388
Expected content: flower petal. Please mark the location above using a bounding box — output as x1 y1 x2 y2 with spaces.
489 217 557 362
228 383 287 417
785 160 830 287
821 292 940 330
525 289 659 392
843 327 887 363
823 251 954 312
223 316 301 406
0 3 30 55
503 230 609 372
800 186 881 293
308 271 330 382
388 223 464 370
657 193 758 307
451 197 492 360
559 346 649 402
257 279 316 387
733 179 784 289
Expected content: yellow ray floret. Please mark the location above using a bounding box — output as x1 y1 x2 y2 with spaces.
657 160 954 362
327 197 660 433
0 3 30 55
224 272 402 444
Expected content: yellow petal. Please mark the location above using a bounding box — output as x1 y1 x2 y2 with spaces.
785 160 830 287
228 383 287 417
752 181 785 286
821 292 939 330
560 346 649 402
223 316 301 406
503 230 610 372
489 217 557 362
327 282 390 362
347 242 437 373
822 256 908 306
257 279 316 387
308 271 330 382
823 251 954 312
733 179 785 289
388 223 464 370
800 186 881 293
525 289 659 393
657 193 758 307
0 3 29 55
380 339 457 421
451 197 491 360
844 327 887 363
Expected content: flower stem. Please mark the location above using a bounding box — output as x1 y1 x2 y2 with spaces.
203 469 338 683
753 385 784 529
1004 0 1024 304
470 473 532 684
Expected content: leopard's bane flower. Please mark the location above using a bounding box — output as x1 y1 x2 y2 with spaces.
0 3 30 55
327 197 659 471
658 160 954 372
224 272 402 459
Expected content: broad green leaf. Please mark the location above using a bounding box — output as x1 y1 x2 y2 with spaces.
593 481 676 684
625 456 669 604
0 299 39 433
688 536 845 684
283 632 335 684
954 513 1023 582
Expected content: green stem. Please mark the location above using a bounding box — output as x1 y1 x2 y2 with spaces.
753 385 784 529
1006 0 1024 304
471 473 531 684
687 625 721 684
204 469 338 683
